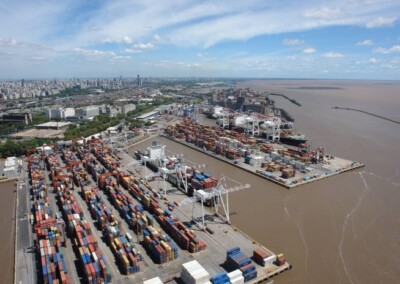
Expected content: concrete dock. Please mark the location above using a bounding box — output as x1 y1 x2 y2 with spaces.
16 139 292 283
161 134 365 189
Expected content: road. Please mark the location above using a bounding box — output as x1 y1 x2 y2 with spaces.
15 164 36 284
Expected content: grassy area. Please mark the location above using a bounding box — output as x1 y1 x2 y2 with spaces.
63 113 123 140
0 138 55 157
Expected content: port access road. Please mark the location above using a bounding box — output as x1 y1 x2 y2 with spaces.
15 163 36 284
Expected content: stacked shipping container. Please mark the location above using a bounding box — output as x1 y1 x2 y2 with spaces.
29 154 71 284
226 247 257 282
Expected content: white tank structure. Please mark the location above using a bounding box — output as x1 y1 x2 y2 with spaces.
260 118 281 142
211 106 224 118
232 115 249 127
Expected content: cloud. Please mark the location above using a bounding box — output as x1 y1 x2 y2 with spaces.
322 52 345 58
0 38 17 46
373 45 400 54
303 7 342 20
112 55 132 61
122 36 132 44
124 49 142 53
282 39 304 46
368 57 379 63
133 42 155 49
357 39 374 46
366 16 396 28
102 36 133 44
303 47 316 54
73 48 116 58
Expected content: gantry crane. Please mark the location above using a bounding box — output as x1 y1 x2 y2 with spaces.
179 176 250 230
158 154 205 196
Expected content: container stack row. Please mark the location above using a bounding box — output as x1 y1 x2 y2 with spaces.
82 187 118 230
106 229 141 274
45 155 74 192
210 272 230 284
142 225 179 264
181 260 211 284
226 270 244 284
80 142 206 258
71 163 90 188
37 238 71 284
252 248 277 267
117 172 207 254
32 200 54 227
57 186 112 283
158 215 206 253
226 247 257 282
81 186 141 275
29 154 71 284
28 155 47 200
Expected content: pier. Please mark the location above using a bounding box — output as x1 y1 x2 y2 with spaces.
161 133 364 189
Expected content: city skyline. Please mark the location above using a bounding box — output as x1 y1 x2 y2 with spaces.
1 0 400 80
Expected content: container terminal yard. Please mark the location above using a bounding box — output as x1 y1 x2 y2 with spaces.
15 135 291 284
163 119 364 189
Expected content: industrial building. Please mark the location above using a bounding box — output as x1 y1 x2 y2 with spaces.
36 121 72 130
46 107 75 120
75 105 100 119
136 110 160 121
1 112 32 125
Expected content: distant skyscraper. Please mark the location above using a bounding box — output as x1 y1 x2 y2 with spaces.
137 75 140 86
21 79 25 87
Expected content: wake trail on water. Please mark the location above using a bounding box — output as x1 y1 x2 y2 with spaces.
362 171 400 187
283 196 309 272
338 172 370 284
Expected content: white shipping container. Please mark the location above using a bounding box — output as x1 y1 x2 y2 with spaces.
92 252 98 262
227 269 242 279
143 277 163 284
263 255 277 267
230 276 245 284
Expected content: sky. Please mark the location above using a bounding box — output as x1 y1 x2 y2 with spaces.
0 0 400 80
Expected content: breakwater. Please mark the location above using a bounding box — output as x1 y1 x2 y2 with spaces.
332 107 400 125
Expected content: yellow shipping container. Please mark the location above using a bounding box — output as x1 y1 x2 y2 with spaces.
113 238 120 249
122 255 129 267
111 242 117 253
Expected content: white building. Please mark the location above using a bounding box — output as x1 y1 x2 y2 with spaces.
46 107 75 120
76 106 99 119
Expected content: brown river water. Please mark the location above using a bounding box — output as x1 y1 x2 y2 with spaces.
0 180 16 284
130 80 400 284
